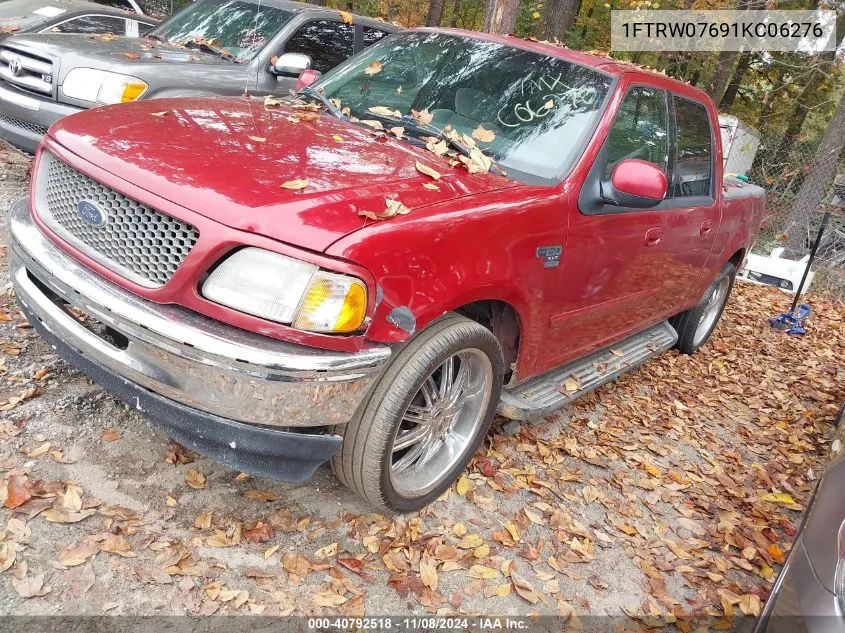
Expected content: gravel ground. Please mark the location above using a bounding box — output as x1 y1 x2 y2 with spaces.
0 143 840 627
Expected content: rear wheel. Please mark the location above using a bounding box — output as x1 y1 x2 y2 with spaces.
671 262 736 354
331 313 503 512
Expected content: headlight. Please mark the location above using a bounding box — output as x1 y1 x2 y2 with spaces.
62 68 148 105
293 272 367 333
202 248 367 334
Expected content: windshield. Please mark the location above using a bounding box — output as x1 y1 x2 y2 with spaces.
149 0 294 62
317 32 614 183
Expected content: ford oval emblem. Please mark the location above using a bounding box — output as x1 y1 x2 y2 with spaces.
76 200 107 228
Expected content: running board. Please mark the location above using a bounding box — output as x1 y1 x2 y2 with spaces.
498 321 678 421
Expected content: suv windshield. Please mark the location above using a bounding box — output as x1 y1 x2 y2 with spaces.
317 31 614 183
148 0 294 62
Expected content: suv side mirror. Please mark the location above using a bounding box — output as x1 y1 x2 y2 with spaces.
272 52 312 77
602 159 667 208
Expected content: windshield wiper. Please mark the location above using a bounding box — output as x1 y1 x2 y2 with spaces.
298 86 344 120
181 39 237 63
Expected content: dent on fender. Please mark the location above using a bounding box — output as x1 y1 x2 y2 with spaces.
386 306 417 336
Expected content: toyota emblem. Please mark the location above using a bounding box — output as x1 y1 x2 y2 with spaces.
8 56 22 77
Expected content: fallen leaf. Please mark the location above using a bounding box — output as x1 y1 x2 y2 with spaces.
314 591 348 606
185 469 206 489
5 475 31 509
100 429 122 442
338 10 353 24
123 52 141 60
194 511 212 530
314 542 338 560
415 161 441 180
468 564 498 579
280 179 309 191
420 556 438 590
472 125 496 143
27 442 51 458
247 135 266 143
761 492 795 505
364 61 383 76
243 490 277 502
282 553 311 577
243 521 273 544
11 566 49 598
63 562 95 597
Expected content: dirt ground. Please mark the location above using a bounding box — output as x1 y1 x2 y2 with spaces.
0 143 842 627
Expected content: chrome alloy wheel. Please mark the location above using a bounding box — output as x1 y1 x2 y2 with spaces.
693 274 731 347
389 348 493 498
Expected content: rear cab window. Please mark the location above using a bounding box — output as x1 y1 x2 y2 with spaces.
671 96 713 199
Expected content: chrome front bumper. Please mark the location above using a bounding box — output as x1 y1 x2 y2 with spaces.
8 198 391 430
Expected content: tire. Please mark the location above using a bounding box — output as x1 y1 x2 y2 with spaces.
671 262 736 354
331 313 504 513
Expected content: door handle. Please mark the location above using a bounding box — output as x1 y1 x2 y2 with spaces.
700 220 713 236
644 227 663 246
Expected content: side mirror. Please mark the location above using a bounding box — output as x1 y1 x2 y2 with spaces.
272 52 312 77
295 69 321 90
602 159 667 208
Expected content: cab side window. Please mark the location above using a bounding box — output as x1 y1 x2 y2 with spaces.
671 97 713 198
603 86 668 180
284 20 354 74
363 26 391 47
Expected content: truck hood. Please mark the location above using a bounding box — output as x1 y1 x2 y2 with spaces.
48 96 516 252
3 34 233 83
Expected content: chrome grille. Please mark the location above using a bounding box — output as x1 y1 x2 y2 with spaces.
0 112 47 136
0 47 53 96
35 153 199 288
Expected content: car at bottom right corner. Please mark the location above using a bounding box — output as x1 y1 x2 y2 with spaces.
755 404 845 633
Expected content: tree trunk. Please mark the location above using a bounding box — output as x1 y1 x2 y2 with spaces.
536 0 580 43
448 0 461 27
426 0 446 27
785 89 845 254
719 52 751 110
707 49 741 104
483 0 519 34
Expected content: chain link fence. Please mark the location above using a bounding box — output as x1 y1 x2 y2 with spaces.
744 118 845 300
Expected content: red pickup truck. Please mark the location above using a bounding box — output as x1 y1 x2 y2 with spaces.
8 28 765 511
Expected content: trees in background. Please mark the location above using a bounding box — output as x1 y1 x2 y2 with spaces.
536 0 580 43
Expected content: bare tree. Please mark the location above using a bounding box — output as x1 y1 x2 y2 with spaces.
536 0 580 43
483 0 519 35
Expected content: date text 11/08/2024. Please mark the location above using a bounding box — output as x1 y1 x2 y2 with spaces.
307 617 532 630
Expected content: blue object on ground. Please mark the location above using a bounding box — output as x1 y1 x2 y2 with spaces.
769 304 811 335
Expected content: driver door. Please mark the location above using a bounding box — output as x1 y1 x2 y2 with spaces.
547 85 673 365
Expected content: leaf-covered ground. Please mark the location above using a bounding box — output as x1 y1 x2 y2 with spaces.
0 145 842 627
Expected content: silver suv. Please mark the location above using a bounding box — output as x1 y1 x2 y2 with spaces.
0 0 398 152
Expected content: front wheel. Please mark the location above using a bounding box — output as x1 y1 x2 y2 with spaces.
331 313 504 512
671 262 736 354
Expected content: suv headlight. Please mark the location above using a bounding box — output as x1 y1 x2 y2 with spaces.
62 68 148 105
202 248 367 334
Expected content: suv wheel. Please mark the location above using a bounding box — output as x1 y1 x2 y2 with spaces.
671 262 736 354
331 313 504 512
